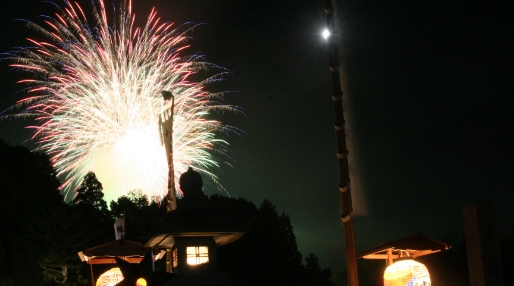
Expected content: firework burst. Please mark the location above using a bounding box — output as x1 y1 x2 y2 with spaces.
2 0 239 201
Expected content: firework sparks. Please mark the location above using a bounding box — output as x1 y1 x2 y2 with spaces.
2 0 239 201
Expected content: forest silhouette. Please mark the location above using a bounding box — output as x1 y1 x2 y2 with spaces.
0 140 335 285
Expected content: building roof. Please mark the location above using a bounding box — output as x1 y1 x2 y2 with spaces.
78 239 164 264
144 208 254 248
357 233 451 261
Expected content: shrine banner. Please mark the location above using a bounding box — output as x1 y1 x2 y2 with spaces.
114 217 125 240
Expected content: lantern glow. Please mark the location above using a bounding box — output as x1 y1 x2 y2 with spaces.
384 259 431 286
95 267 124 286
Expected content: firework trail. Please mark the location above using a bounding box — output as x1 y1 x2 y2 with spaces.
2 0 239 201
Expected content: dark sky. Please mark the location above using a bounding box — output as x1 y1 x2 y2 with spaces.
1 0 512 284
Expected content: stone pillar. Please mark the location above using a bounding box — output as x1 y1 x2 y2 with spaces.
462 201 504 286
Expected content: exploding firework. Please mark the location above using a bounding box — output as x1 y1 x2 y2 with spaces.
2 0 239 201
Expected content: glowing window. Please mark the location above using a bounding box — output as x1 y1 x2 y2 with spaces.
172 248 178 268
186 246 209 265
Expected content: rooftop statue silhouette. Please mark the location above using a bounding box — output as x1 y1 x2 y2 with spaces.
145 168 252 248
177 167 208 209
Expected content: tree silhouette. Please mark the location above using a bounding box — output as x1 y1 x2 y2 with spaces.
36 203 90 285
36 171 113 285
73 172 108 211
304 253 335 286
0 140 335 285
0 140 63 285
211 195 334 285
110 189 166 242
0 142 115 285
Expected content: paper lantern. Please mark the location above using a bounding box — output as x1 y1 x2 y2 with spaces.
384 259 431 286
96 267 124 286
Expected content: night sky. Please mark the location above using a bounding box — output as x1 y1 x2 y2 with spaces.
1 0 512 284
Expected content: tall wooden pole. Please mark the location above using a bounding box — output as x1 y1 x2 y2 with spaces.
159 90 177 273
324 1 359 285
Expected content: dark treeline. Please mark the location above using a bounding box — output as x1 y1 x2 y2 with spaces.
0 140 334 286
8 139 513 286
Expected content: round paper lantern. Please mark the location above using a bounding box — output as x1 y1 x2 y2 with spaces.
96 267 124 286
383 259 431 286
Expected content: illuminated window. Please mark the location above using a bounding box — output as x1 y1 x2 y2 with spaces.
186 246 209 265
172 248 178 268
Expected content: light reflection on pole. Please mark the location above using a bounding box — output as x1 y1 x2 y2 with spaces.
323 1 359 285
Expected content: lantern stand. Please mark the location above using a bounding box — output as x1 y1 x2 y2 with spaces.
357 233 450 285
357 233 450 266
77 239 165 286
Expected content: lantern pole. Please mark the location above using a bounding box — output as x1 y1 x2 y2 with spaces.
89 263 94 286
324 1 359 285
159 90 177 273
